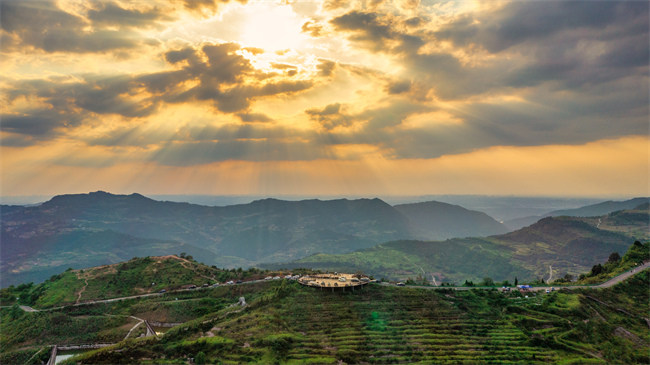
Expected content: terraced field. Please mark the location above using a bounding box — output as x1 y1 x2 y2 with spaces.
6 269 648 364
172 285 585 364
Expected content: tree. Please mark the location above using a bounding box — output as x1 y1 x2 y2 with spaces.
563 273 573 282
608 252 621 263
481 277 494 286
195 351 206 365
180 252 186 258
591 264 604 276
514 277 518 286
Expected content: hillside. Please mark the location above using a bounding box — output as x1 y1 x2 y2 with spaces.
505 197 650 231
0 230 227 288
276 209 648 283
0 255 277 309
1 192 509 287
394 201 507 240
1 254 648 364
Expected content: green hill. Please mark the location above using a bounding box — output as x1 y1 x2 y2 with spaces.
0 255 276 309
1 252 648 364
274 209 647 283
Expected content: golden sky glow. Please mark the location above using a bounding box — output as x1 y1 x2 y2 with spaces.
1 0 648 197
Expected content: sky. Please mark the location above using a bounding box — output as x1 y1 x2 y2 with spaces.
1 0 648 198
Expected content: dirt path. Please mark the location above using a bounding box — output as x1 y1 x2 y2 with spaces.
178 260 215 282
76 278 89 304
124 316 144 340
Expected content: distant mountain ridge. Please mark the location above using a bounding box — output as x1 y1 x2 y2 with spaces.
1 191 507 287
394 201 507 240
504 197 650 231
273 205 649 283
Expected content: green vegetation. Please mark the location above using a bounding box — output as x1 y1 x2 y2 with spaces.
571 241 649 285
67 273 650 364
0 255 278 308
271 238 531 284
1 243 648 364
275 211 648 283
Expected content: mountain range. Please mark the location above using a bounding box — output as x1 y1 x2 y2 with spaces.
269 203 649 283
1 191 507 287
504 197 650 230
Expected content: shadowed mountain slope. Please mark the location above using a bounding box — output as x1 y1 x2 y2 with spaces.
395 201 507 240
2 192 507 286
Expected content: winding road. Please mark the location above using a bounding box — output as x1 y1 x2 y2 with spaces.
11 261 650 313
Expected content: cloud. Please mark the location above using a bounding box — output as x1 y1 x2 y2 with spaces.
86 2 174 28
330 11 395 51
306 103 354 130
436 2 648 53
0 1 143 53
237 113 272 123
301 21 323 37
1 110 82 137
2 40 317 143
178 0 246 16
317 59 337 77
386 80 411 94
151 122 328 165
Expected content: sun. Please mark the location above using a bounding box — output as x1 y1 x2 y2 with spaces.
239 2 308 52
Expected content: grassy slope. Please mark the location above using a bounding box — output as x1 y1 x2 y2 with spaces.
281 238 532 284
0 256 275 308
73 271 650 364
1 254 648 365
0 229 227 288
571 241 650 285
